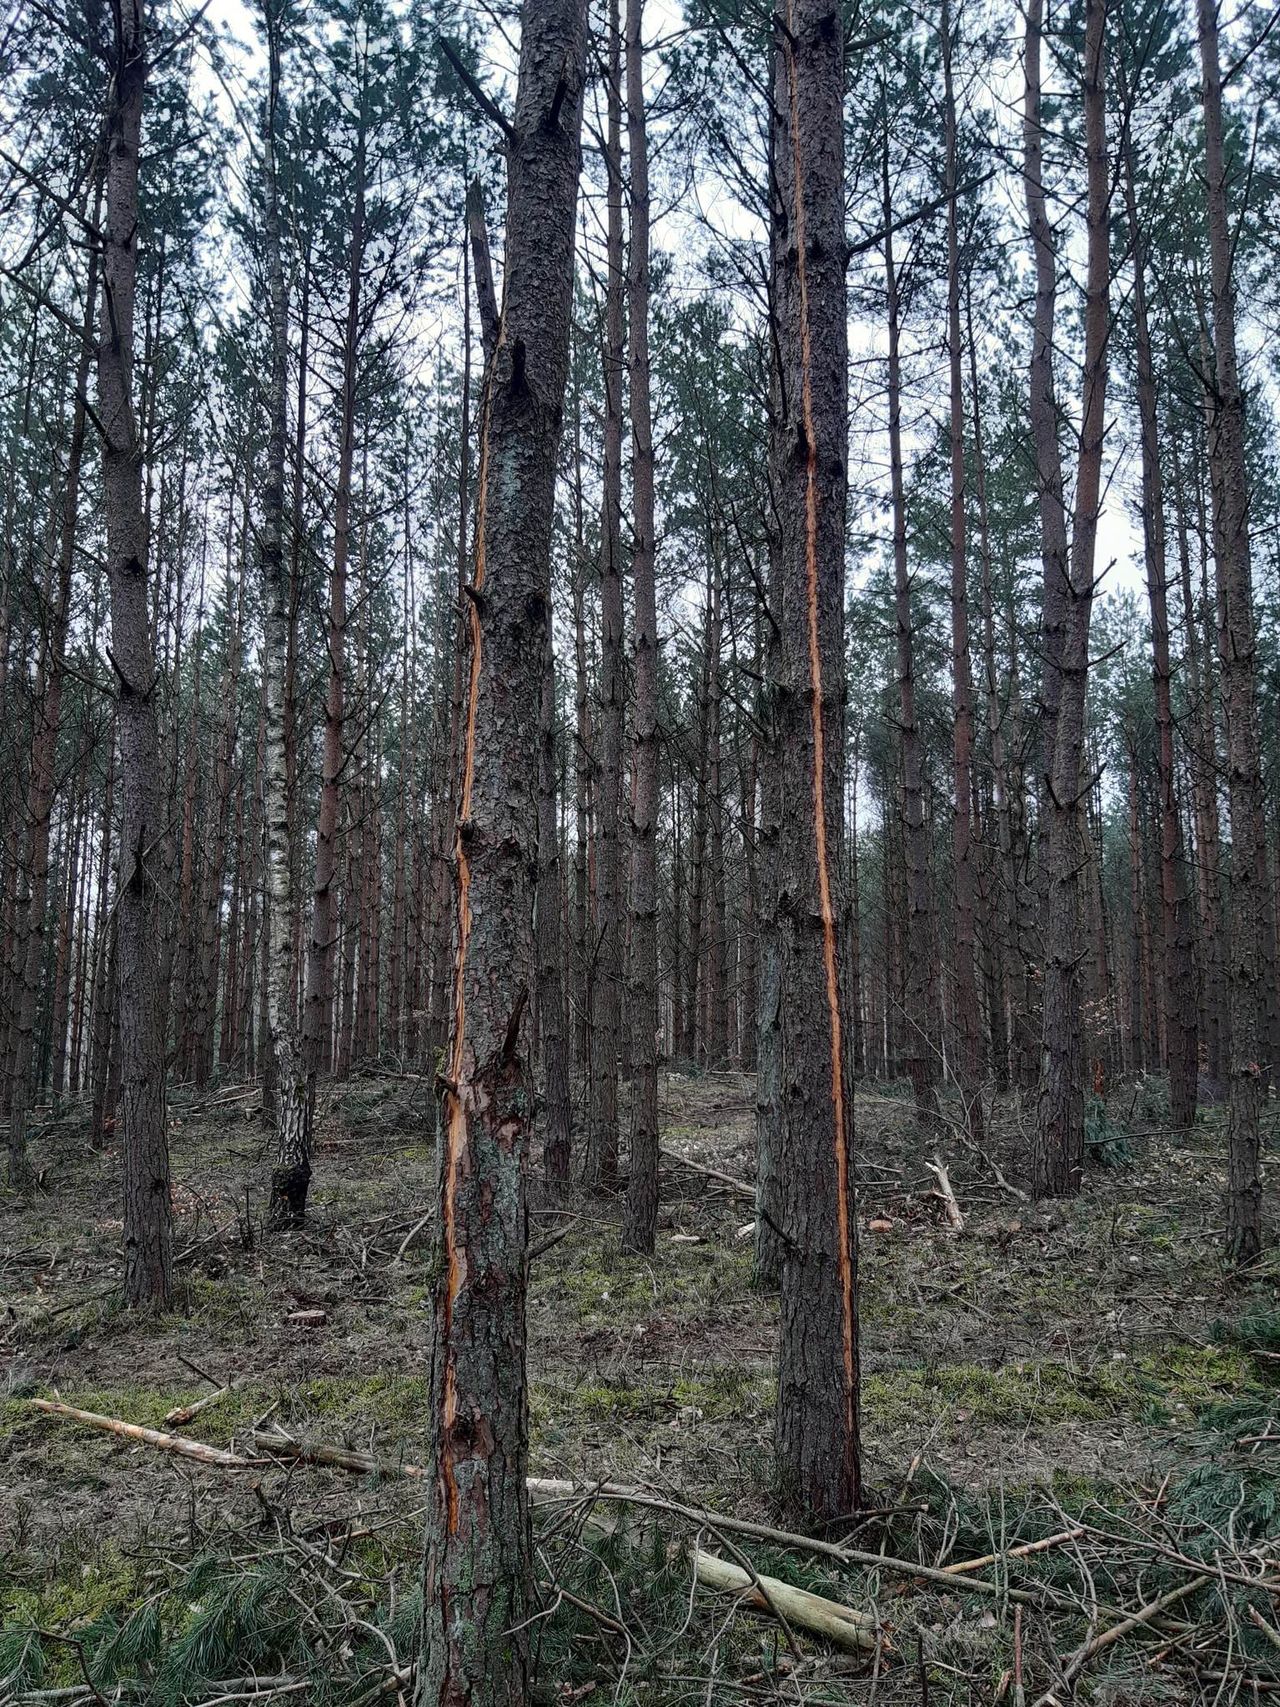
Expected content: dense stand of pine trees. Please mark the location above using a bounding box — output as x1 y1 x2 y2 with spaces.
3 0 1280 1672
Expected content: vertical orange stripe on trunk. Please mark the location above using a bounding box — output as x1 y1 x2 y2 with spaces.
783 2 857 1463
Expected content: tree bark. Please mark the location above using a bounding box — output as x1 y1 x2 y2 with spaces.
622 0 659 1254
99 0 171 1308
258 4 312 1229
770 0 860 1524
417 4 587 1703
588 0 626 1189
1123 134 1198 1130
942 2 983 1146
538 627 572 1186
1197 0 1263 1263
1033 0 1110 1198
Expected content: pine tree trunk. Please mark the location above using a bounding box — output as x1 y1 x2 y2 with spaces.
99 0 171 1307
883 136 938 1127
1023 0 1071 990
942 5 983 1145
588 0 626 1189
1123 136 1198 1129
538 629 573 1186
303 129 363 1107
770 0 860 1525
1033 0 1109 1198
417 5 587 1703
1198 0 1263 1263
622 0 659 1252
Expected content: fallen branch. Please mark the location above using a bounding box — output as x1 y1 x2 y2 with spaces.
693 1549 877 1653
942 1527 1084 1576
657 1147 754 1199
163 1383 236 1428
924 1156 964 1232
252 1432 426 1478
252 1438 1072 1609
27 1399 257 1468
1030 1577 1209 1707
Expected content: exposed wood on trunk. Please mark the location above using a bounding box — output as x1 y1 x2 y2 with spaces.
418 6 588 1705
770 0 861 1524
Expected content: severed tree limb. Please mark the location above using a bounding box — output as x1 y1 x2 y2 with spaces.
693 1549 877 1653
251 1436 1073 1610
942 1527 1084 1575
657 1147 755 1199
164 1383 237 1428
26 1398 257 1467
1030 1577 1209 1707
924 1156 964 1231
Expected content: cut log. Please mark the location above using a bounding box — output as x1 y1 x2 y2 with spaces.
693 1549 877 1652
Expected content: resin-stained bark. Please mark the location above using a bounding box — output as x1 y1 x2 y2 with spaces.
100 0 171 1308
769 0 860 1523
417 2 588 1702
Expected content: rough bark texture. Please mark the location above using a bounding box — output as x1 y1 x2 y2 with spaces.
1032 0 1109 1198
1197 0 1263 1264
100 0 171 1308
883 133 938 1128
7 181 99 1183
537 628 572 1187
1023 0 1071 973
942 3 984 1146
588 0 626 1190
1123 137 1198 1133
416 4 587 1704
622 0 659 1256
770 0 861 1525
260 7 312 1230
302 123 363 1115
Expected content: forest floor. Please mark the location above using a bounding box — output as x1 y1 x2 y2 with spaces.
1 1069 1278 1705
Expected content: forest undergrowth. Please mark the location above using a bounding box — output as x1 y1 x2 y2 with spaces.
2 1071 1277 1705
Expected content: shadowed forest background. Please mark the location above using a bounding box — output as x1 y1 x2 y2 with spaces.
2 0 1280 1702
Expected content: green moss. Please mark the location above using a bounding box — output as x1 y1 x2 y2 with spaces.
533 1369 773 1433
863 1343 1256 1436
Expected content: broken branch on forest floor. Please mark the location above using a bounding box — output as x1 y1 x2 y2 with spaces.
27 1398 259 1467
657 1147 755 1199
692 1549 878 1653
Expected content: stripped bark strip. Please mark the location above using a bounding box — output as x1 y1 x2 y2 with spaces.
419 7 589 1706
770 0 860 1521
